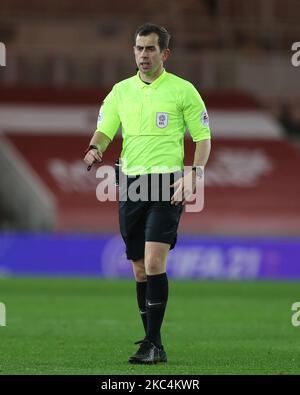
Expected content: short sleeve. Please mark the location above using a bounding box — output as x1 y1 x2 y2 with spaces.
182 83 211 142
96 86 120 141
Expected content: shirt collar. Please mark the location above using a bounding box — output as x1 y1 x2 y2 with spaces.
136 68 167 89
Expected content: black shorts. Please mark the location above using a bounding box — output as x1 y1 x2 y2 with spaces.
118 172 184 261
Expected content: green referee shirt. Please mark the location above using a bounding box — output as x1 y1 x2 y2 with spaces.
96 69 211 175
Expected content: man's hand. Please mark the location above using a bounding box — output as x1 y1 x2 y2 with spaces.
170 170 197 206
84 146 103 170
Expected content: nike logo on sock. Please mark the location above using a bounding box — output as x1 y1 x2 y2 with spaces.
146 301 162 307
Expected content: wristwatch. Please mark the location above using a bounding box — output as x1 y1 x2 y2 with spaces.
191 166 203 179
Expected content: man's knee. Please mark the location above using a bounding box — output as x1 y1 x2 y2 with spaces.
145 242 170 275
132 259 147 282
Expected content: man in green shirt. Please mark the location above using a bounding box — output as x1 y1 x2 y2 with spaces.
84 23 211 364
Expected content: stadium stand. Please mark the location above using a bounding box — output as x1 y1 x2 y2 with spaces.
1 0 300 98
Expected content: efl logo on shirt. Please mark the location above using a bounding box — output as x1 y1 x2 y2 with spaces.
98 105 104 123
201 110 209 127
156 112 168 128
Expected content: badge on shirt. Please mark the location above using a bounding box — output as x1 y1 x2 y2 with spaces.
200 110 209 127
98 105 104 123
156 112 169 128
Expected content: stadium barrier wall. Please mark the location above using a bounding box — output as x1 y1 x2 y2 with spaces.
0 135 56 231
0 233 299 280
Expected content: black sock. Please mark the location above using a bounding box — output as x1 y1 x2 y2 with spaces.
136 281 147 334
146 273 168 347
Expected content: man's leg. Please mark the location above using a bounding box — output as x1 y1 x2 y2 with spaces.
132 258 163 347
132 259 147 334
144 241 170 348
128 242 169 364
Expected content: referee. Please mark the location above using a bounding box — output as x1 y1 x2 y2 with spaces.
84 23 211 364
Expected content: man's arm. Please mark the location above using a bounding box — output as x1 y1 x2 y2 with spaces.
84 131 111 168
192 139 211 168
171 138 211 205
89 131 111 153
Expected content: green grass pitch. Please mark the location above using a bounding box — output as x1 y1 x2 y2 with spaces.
0 277 300 375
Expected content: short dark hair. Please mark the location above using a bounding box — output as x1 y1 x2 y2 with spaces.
134 23 171 51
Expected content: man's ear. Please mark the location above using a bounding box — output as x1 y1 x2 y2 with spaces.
162 48 171 62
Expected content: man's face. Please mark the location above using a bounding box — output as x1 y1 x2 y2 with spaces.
134 33 169 77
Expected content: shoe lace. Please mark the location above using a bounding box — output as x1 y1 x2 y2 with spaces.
134 339 152 353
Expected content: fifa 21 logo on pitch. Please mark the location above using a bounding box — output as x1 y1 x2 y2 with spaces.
0 302 6 326
291 42 300 67
291 302 300 327
0 42 6 66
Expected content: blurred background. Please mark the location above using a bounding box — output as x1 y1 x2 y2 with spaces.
1 0 300 279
